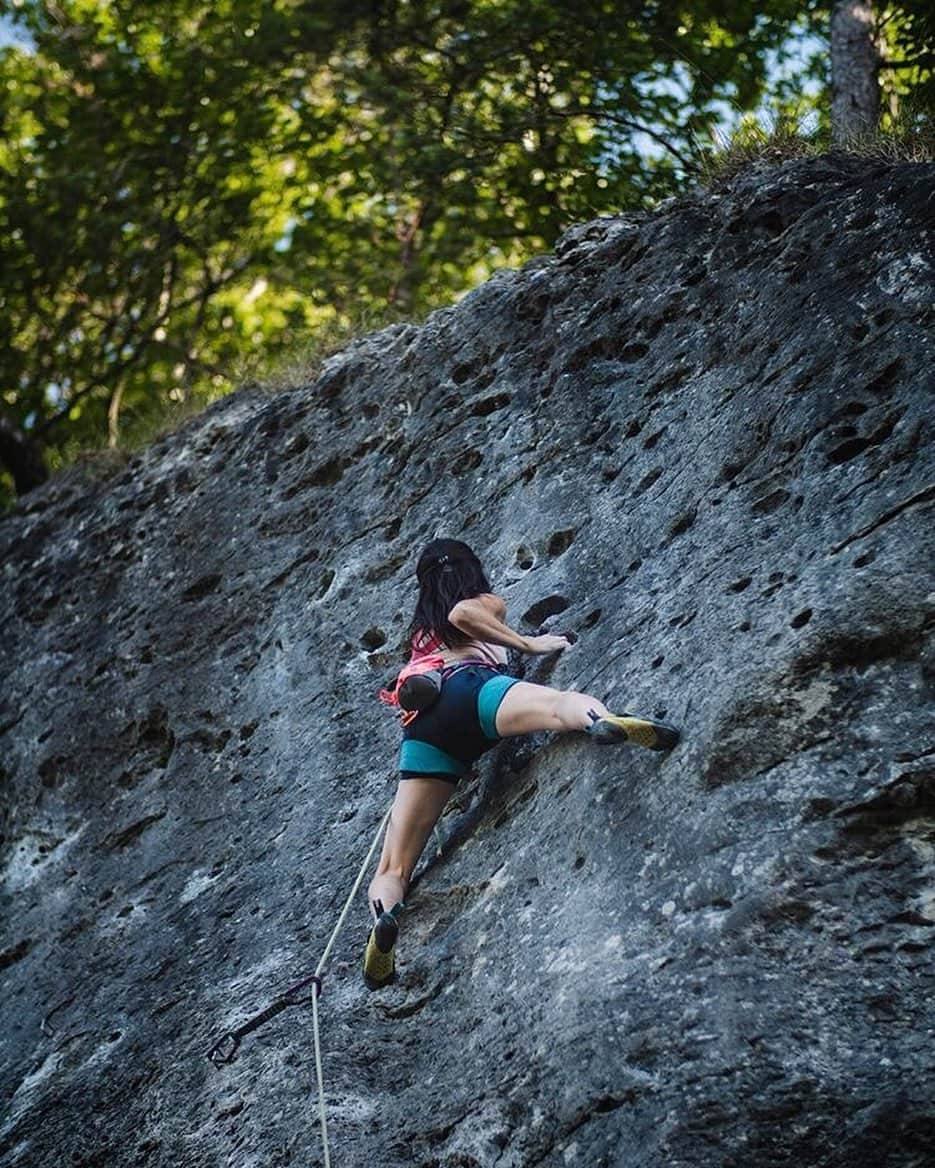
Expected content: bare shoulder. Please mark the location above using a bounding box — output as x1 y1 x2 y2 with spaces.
448 591 506 622
477 592 507 618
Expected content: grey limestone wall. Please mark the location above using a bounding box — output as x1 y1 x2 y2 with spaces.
1 155 933 1168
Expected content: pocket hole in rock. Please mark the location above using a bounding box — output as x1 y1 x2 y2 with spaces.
668 510 696 539
182 573 222 602
790 608 813 629
827 437 871 465
451 359 480 385
866 359 902 395
307 457 344 488
361 628 387 651
728 576 752 593
752 488 790 515
316 569 335 599
547 529 576 556
854 549 876 568
582 609 602 629
471 393 511 417
282 433 310 460
522 595 570 627
453 449 483 475
635 467 662 494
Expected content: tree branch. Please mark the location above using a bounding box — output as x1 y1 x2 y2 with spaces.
548 105 694 169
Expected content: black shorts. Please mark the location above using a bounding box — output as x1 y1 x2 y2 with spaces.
398 664 521 783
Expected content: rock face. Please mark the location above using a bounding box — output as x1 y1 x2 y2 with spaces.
1 155 933 1168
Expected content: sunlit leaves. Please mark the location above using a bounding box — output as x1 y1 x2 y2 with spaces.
0 0 931 500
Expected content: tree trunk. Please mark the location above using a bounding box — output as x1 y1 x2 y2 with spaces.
108 381 124 448
0 415 49 495
830 1 880 145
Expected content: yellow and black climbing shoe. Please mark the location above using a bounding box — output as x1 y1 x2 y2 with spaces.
363 899 399 990
586 710 680 752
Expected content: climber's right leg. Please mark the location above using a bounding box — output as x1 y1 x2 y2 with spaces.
493 682 679 751
492 681 608 734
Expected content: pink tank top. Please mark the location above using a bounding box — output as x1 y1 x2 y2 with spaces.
410 628 502 667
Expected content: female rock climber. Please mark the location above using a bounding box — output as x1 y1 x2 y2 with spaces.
363 537 679 989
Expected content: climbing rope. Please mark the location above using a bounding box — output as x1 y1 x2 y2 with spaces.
208 803 393 1168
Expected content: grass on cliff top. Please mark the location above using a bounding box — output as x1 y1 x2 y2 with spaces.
697 110 935 188
5 115 929 514
65 114 930 483
0 304 420 514
246 302 417 394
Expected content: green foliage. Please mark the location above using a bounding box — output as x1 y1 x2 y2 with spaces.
696 102 934 189
877 1 935 124
0 0 932 508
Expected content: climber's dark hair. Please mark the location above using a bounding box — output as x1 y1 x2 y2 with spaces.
409 538 492 648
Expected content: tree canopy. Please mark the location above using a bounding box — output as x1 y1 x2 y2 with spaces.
0 0 931 505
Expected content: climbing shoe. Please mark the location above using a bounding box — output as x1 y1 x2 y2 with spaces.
586 710 680 752
363 899 399 990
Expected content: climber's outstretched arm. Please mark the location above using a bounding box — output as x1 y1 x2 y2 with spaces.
448 593 569 655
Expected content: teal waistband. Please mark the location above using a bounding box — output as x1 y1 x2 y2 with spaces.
399 739 466 776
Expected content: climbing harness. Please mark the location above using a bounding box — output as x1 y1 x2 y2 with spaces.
381 656 504 725
207 803 392 1168
380 625 506 725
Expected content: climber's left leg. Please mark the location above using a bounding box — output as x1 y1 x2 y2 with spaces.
364 775 453 989
368 775 454 914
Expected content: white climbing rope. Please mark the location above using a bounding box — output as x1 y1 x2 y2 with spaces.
310 803 392 1168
